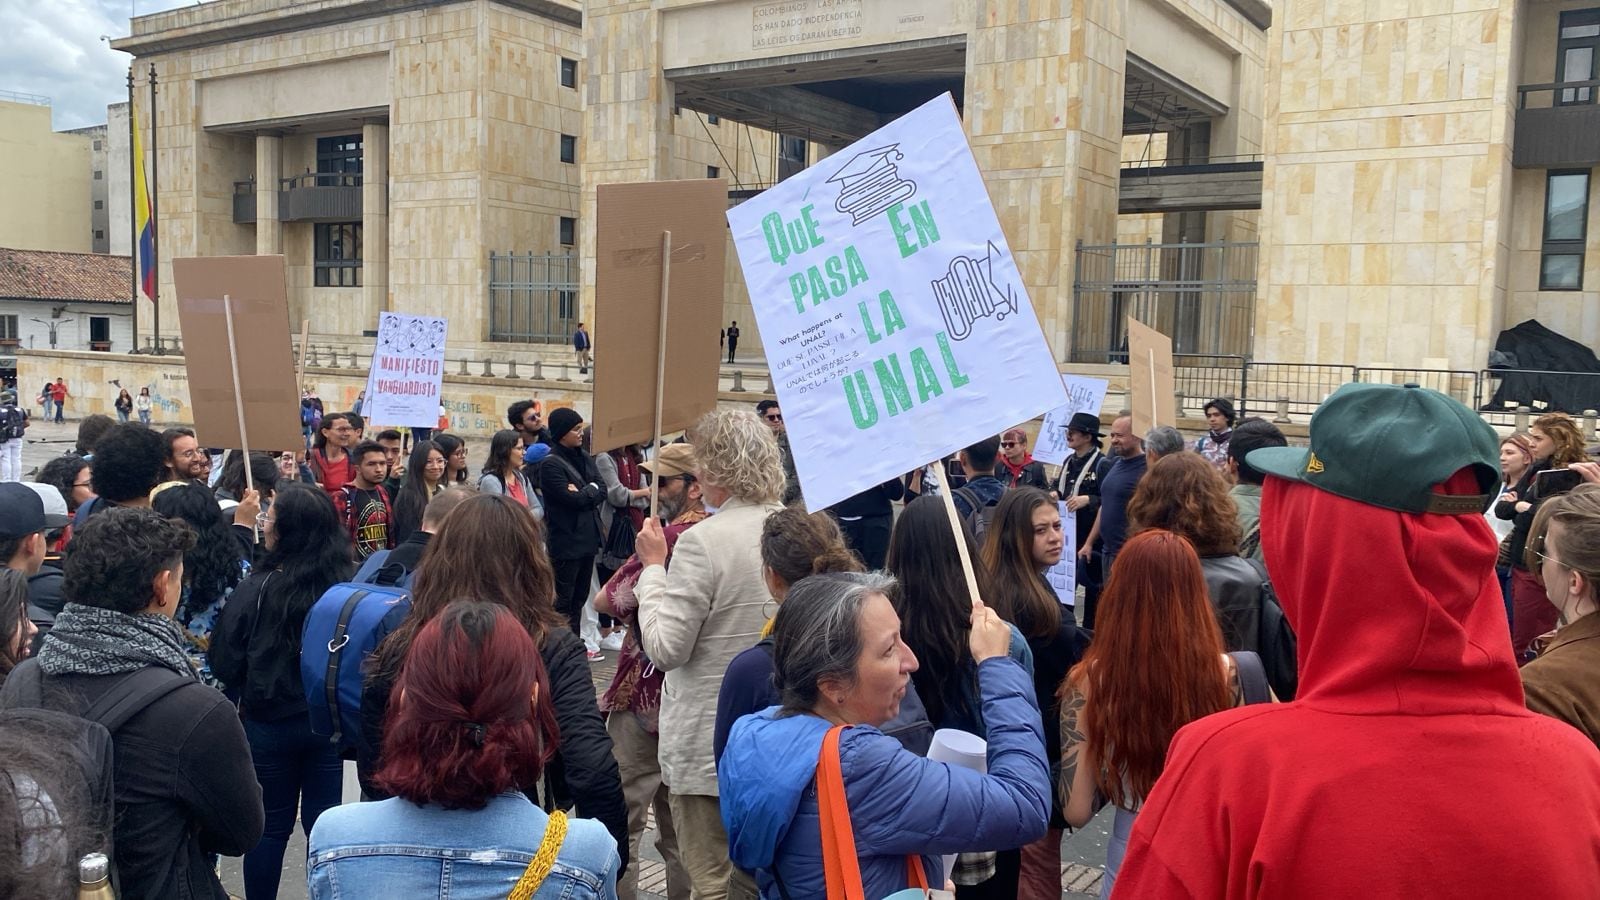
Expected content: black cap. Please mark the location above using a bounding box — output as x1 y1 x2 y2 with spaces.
1065 413 1104 438
0 483 51 539
548 407 584 442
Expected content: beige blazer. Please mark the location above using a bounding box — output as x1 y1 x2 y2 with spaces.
637 496 785 796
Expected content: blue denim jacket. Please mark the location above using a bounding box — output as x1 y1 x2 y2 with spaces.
307 792 620 899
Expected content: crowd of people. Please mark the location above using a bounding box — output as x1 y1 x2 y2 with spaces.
2 380 1600 900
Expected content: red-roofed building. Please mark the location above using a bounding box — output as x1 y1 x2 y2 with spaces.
0 248 133 374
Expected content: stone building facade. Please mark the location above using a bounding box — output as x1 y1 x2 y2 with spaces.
111 0 784 355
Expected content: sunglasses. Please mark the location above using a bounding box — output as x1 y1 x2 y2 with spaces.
1000 441 1019 448
764 414 783 422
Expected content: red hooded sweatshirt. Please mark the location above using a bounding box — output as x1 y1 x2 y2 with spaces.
1113 475 1600 898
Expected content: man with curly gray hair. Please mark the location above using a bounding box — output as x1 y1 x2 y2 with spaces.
634 408 786 899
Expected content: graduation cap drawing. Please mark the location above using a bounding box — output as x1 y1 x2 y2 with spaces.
826 145 918 226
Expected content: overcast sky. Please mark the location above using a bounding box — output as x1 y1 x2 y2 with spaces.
1 0 195 131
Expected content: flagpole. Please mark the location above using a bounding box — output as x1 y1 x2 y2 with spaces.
127 66 138 353
148 63 161 354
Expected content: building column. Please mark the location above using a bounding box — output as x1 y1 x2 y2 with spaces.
1253 1 1522 370
362 121 390 329
579 1 676 338
254 133 281 255
964 0 1129 364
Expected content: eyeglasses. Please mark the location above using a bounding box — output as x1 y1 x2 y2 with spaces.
1537 550 1569 570
72 479 92 489
764 414 783 422
1000 441 1018 448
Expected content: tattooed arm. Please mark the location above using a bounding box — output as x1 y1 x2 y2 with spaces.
1058 682 1102 828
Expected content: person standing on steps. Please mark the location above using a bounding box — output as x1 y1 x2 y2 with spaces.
726 321 740 364
575 322 593 374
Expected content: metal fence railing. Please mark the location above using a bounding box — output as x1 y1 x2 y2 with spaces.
1239 363 1356 419
1174 355 1248 418
488 252 578 344
1071 240 1257 363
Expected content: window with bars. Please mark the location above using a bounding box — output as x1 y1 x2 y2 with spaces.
314 222 363 287
1541 170 1590 290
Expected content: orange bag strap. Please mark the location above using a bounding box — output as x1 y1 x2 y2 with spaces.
817 725 931 900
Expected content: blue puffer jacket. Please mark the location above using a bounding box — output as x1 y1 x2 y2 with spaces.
719 657 1049 900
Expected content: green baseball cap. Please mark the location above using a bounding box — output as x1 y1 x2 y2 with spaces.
1246 382 1500 515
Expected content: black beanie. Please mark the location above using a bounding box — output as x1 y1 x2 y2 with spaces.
549 407 584 442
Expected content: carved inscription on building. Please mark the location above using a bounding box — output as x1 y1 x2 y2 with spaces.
751 0 864 50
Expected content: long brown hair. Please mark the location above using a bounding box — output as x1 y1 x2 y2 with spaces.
981 487 1060 639
1126 452 1242 556
1063 530 1230 807
371 494 564 681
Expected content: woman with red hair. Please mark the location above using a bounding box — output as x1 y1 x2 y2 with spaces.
307 600 620 898
1056 530 1269 898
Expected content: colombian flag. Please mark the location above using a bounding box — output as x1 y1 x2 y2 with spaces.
132 106 155 301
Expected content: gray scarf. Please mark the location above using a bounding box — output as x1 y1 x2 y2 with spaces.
39 603 198 681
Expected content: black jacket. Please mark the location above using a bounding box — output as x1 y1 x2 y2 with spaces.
1026 618 1093 827
540 447 605 560
828 478 905 519
359 627 629 874
1200 555 1267 654
1057 448 1107 548
0 661 264 899
209 571 311 721
386 530 431 574
997 460 1050 491
1497 460 1552 571
26 561 64 655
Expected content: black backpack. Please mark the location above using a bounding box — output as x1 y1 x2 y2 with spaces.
0 404 25 441
1245 560 1299 701
952 485 1000 545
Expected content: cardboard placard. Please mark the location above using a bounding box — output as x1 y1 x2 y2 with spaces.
362 312 448 428
1034 374 1111 467
591 179 728 452
726 93 1067 511
1127 318 1176 438
173 256 302 451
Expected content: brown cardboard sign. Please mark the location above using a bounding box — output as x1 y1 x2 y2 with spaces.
1127 317 1177 437
173 256 303 451
591 179 728 452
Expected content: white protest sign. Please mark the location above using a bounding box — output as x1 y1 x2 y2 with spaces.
727 93 1067 511
1045 503 1078 606
363 312 447 428
1034 374 1110 467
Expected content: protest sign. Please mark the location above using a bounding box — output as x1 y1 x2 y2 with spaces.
1034 374 1111 467
1044 502 1078 606
727 93 1067 511
1127 318 1177 437
591 179 727 453
172 256 302 452
362 312 447 428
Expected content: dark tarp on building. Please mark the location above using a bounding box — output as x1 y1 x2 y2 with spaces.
1487 319 1600 413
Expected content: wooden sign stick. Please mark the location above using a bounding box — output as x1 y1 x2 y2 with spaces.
222 295 253 497
650 230 672 520
931 460 985 608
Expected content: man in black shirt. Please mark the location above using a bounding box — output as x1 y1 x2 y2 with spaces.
332 441 395 561
1057 413 1110 626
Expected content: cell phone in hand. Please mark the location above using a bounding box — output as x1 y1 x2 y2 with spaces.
1536 467 1583 497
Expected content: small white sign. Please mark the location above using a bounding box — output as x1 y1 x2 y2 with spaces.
726 93 1067 511
363 313 447 428
1033 375 1110 467
1045 503 1078 606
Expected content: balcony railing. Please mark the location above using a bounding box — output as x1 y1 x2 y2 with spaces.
1515 80 1600 168
232 180 257 224
278 172 363 222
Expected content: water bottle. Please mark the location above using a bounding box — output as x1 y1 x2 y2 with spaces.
77 852 115 900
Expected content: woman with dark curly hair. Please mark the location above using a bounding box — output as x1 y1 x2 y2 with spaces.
210 482 351 900
1127 452 1267 654
150 481 258 687
36 454 94 517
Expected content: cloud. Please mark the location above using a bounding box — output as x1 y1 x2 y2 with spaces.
0 0 192 131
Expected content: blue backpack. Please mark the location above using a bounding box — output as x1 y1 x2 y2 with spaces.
300 576 411 754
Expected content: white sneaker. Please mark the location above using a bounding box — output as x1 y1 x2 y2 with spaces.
600 631 625 652
586 649 605 663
